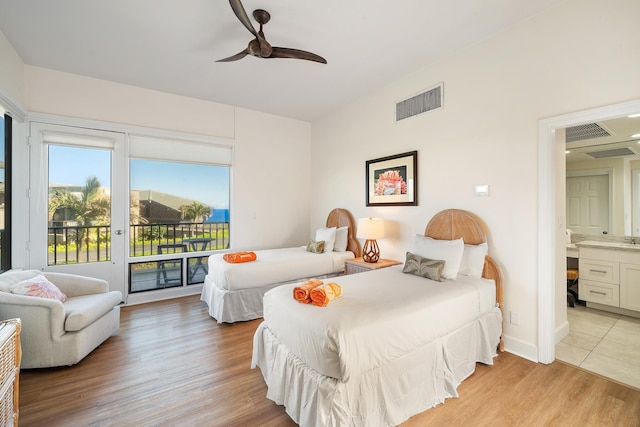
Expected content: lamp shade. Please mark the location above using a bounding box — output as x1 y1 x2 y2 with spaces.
357 218 385 240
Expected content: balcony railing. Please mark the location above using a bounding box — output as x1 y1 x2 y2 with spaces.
48 222 229 265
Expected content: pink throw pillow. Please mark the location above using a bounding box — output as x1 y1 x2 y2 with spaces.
11 275 67 302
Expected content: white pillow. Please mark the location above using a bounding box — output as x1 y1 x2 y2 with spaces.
410 234 464 280
458 243 488 278
315 227 337 252
333 226 349 252
11 274 67 301
0 269 43 292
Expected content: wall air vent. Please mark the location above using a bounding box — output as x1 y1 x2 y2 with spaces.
565 122 611 142
585 147 636 159
396 84 443 122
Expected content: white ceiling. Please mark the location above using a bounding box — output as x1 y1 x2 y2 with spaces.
0 0 567 122
566 116 640 164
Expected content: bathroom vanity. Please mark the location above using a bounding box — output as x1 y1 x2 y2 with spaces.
573 241 640 316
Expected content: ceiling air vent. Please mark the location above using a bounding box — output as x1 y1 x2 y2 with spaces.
396 84 443 122
585 147 636 159
565 122 611 142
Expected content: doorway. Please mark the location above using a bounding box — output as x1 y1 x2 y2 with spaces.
537 98 640 364
28 122 127 298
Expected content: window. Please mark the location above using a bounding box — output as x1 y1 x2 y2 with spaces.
0 113 11 271
127 134 231 292
48 145 112 265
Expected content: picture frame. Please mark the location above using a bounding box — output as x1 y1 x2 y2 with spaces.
366 150 417 206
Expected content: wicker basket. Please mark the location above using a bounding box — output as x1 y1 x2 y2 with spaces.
0 319 21 427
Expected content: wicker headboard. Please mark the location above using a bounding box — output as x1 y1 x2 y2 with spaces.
425 209 504 351
326 208 362 257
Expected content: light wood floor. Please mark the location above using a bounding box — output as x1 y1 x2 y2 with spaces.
20 295 640 427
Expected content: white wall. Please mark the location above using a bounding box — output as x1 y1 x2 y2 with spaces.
25 66 236 139
0 31 24 107
310 0 640 360
232 107 311 249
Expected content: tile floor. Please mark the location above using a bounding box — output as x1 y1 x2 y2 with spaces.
556 304 640 390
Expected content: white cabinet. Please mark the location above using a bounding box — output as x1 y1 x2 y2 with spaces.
579 259 619 284
621 263 640 312
579 257 620 307
578 247 640 314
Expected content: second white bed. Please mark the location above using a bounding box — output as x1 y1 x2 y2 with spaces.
256 265 499 382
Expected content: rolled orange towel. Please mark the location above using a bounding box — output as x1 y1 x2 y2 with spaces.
223 251 257 263
293 279 324 304
310 282 342 307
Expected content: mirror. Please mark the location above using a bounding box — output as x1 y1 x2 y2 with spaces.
565 115 640 237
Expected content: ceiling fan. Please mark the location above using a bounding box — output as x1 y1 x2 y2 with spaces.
217 0 327 64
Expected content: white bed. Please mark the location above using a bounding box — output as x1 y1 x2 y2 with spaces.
201 208 362 323
251 209 504 427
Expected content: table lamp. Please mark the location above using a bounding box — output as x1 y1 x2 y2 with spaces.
357 218 385 263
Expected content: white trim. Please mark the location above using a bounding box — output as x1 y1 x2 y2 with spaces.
504 334 539 362
125 284 203 306
28 112 233 147
538 98 640 364
555 320 569 345
0 91 27 121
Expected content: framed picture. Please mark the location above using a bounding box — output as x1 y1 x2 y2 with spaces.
366 150 417 206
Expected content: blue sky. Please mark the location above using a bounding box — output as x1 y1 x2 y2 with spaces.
49 145 229 209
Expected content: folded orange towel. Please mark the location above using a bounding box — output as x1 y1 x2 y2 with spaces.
223 251 257 263
293 279 324 304
310 282 342 307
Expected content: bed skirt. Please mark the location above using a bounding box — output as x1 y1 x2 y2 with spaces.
251 307 502 427
200 276 279 323
201 273 343 324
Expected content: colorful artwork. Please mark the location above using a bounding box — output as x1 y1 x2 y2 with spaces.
366 151 417 206
374 168 408 196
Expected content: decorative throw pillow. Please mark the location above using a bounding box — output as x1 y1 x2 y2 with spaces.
410 234 464 280
0 269 43 292
306 240 325 254
458 243 488 277
315 227 337 252
10 275 67 302
402 252 445 281
333 226 349 252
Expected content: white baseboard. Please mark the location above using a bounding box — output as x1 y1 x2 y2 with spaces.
555 320 569 345
125 284 203 306
503 334 539 363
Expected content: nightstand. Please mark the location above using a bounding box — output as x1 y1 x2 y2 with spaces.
345 257 402 275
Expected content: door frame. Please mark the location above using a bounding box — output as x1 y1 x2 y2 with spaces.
28 121 128 300
537 98 640 364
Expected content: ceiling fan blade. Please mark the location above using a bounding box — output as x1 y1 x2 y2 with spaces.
228 0 271 57
269 47 327 64
216 49 249 62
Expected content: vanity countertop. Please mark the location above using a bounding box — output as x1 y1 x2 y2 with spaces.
575 240 640 252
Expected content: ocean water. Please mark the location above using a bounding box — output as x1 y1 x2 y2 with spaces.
207 209 229 222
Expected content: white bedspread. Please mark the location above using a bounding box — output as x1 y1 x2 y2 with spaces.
207 247 354 291
261 266 497 382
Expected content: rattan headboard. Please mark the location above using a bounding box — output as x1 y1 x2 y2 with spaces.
425 209 504 351
326 208 362 257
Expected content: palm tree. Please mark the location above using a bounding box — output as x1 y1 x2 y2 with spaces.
179 201 211 237
49 176 110 261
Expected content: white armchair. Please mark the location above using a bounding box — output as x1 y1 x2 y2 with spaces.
0 270 122 369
